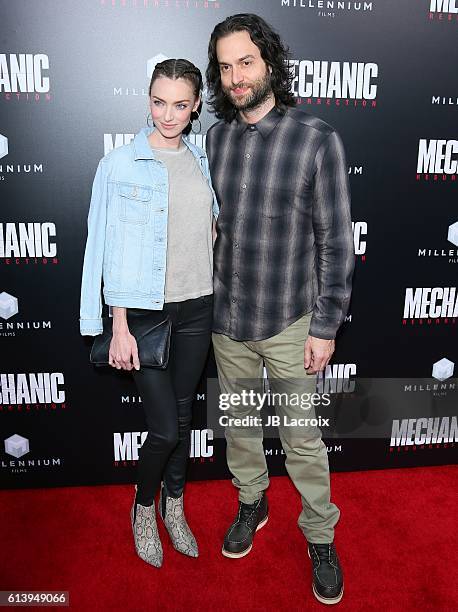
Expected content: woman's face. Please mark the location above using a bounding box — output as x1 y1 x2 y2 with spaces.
149 76 199 141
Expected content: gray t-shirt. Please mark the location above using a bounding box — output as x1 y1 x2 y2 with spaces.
151 144 213 303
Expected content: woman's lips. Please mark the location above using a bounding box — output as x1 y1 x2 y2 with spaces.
161 123 178 130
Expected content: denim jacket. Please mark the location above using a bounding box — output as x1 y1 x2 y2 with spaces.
79 127 219 336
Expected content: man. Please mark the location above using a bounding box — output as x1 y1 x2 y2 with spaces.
205 14 354 605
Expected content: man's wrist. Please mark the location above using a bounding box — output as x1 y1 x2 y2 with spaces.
308 333 335 341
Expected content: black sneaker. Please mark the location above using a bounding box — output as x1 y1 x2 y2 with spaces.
222 492 268 558
308 542 344 604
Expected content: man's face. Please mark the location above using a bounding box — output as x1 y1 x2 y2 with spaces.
216 30 272 111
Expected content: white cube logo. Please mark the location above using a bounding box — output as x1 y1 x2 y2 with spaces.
0 292 18 320
432 358 455 381
0 134 8 159
147 54 169 79
5 434 30 458
447 222 458 247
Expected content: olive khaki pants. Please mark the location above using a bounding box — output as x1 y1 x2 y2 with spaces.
212 312 340 543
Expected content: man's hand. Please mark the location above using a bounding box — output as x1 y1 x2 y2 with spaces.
304 335 335 374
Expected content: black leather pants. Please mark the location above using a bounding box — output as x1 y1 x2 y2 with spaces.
129 295 213 505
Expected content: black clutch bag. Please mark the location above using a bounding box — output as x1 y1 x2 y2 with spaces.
90 314 171 369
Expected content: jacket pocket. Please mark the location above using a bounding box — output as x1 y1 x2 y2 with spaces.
117 182 152 225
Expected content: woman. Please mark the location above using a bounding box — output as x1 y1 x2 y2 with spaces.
79 59 219 568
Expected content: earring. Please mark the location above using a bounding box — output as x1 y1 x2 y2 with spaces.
146 112 153 127
191 116 202 134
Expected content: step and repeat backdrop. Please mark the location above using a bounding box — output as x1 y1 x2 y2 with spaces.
1 0 457 488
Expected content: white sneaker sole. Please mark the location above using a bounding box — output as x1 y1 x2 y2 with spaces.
221 515 269 559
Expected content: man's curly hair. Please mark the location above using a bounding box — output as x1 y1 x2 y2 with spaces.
206 13 296 122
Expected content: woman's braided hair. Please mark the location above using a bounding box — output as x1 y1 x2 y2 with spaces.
148 58 203 99
148 59 203 135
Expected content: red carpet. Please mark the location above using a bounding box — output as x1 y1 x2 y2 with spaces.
1 466 456 611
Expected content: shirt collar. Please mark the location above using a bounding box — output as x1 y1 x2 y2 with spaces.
133 126 204 161
234 105 285 139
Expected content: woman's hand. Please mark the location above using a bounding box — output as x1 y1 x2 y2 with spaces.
109 330 140 371
109 306 140 371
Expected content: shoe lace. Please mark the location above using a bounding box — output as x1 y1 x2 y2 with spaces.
311 543 334 563
238 501 257 525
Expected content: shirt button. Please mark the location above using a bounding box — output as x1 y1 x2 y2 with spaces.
245 153 251 159
249 125 256 131
231 298 237 303
242 184 247 189
233 272 238 277
234 242 238 247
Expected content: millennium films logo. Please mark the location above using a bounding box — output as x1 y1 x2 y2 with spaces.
0 222 58 266
402 287 457 326
431 95 458 106
121 390 206 405
265 441 343 456
2 434 62 475
0 134 44 181
100 0 221 10
0 373 67 413
289 60 378 108
428 0 458 21
113 54 169 97
0 292 52 338
403 358 456 397
348 164 364 177
416 222 458 265
0 54 51 102
390 416 457 452
113 429 214 467
416 139 457 181
280 0 374 19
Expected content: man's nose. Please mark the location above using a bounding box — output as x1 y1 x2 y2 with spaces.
232 66 242 85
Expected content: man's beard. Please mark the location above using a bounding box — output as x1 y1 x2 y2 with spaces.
223 68 273 112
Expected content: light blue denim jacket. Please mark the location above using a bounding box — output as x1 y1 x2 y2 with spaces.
79 127 219 336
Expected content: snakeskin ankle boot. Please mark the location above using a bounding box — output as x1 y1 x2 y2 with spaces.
131 493 163 568
158 484 198 558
